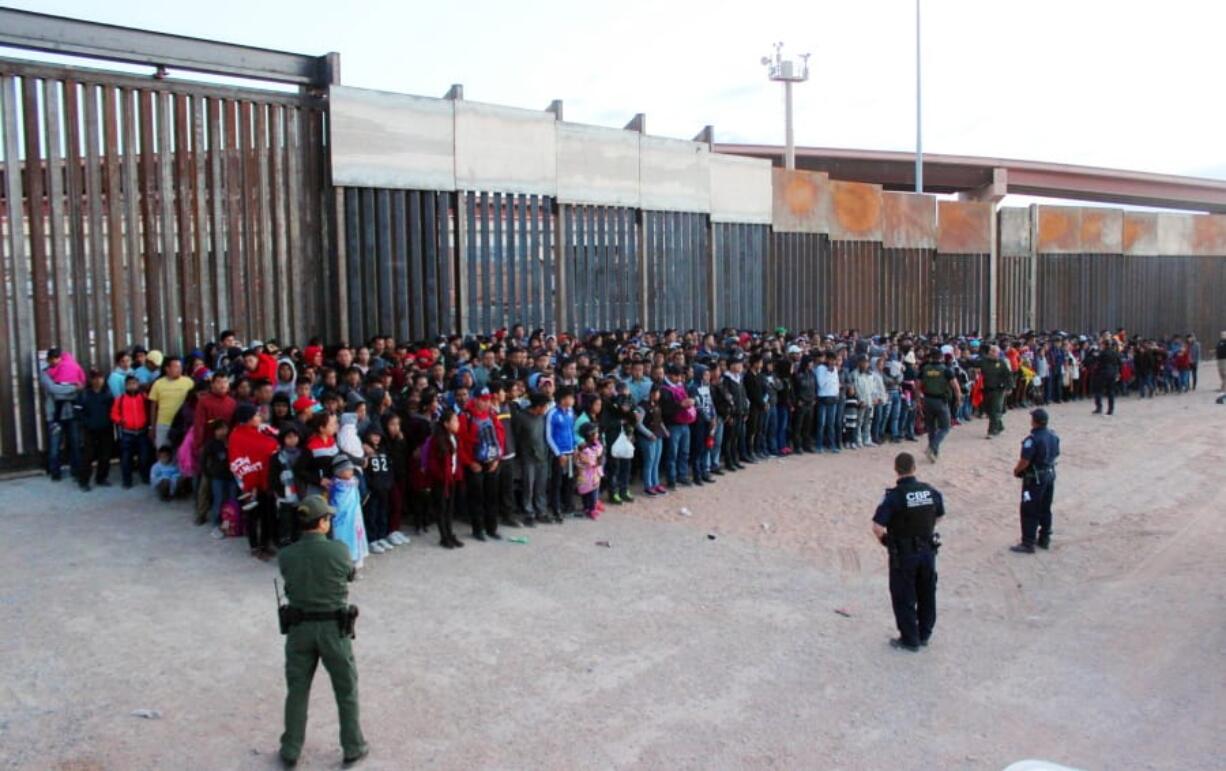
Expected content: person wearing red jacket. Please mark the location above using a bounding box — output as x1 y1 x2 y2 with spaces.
110 374 151 487
243 347 279 386
228 403 280 559
425 408 464 549
457 387 506 542
193 372 238 454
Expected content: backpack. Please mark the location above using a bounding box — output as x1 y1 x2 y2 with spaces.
473 414 500 463
220 498 245 537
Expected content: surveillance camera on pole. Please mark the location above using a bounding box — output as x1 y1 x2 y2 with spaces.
762 42 810 170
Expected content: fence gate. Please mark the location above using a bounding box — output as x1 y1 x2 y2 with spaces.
0 10 334 467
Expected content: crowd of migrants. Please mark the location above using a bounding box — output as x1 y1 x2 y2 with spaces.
38 324 1214 568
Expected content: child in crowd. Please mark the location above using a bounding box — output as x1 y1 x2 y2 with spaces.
110 375 151 488
424 408 464 549
362 427 395 554
75 369 114 491
202 419 236 538
328 454 369 569
381 414 412 546
151 445 191 500
269 426 307 547
575 422 605 519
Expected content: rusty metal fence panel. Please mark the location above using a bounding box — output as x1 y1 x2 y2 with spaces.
643 210 709 330
0 59 327 463
712 222 766 330
766 231 829 332
997 254 1033 333
932 252 990 335
880 247 932 333
340 187 457 342
561 203 638 332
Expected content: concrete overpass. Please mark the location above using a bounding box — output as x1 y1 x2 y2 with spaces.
715 144 1226 214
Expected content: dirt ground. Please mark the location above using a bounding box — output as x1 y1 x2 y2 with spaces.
2 370 1223 771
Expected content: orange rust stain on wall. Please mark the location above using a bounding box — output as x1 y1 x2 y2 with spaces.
937 200 992 254
1122 213 1155 253
1037 208 1078 252
882 192 936 248
831 181 881 236
1192 214 1226 255
784 175 818 216
1080 211 1106 250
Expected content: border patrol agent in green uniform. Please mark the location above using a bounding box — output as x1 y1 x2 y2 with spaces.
277 495 368 767
978 344 1012 438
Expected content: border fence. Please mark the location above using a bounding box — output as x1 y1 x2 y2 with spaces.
2 12 1225 467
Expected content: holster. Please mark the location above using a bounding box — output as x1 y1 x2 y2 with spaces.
279 605 360 639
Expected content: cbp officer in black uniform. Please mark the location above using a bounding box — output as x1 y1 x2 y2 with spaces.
919 348 961 463
872 452 945 652
1010 408 1061 554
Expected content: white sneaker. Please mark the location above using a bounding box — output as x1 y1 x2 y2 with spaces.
369 541 386 555
390 532 409 546
864 440 876 447
210 527 225 540
378 538 394 550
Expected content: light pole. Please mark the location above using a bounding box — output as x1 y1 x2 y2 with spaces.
915 0 923 192
762 43 810 170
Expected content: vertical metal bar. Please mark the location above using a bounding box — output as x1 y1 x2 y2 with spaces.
390 190 407 340
102 84 128 351
238 100 258 337
505 194 517 329
121 89 144 344
517 194 529 329
491 192 503 331
528 195 540 329
254 103 274 340
156 90 180 349
223 100 245 338
283 106 302 342
546 197 561 328
437 192 451 333
359 187 376 339
342 188 360 339
574 205 586 331
409 190 425 338
137 89 163 347
21 77 53 349
478 192 490 334
461 191 475 335
269 103 288 343
43 78 71 348
2 74 35 453
174 92 196 349
375 188 393 335
422 190 439 336
84 83 110 363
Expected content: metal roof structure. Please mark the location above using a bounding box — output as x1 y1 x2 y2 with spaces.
715 143 1226 213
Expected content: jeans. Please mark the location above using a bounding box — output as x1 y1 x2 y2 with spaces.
665 423 691 483
772 405 789 453
46 418 81 478
856 404 874 445
815 399 839 451
519 458 550 516
709 419 724 470
690 418 710 479
834 399 848 449
117 429 151 486
1178 370 1191 392
210 475 238 526
886 391 902 440
901 401 917 440
548 456 574 515
871 401 888 443
638 436 662 490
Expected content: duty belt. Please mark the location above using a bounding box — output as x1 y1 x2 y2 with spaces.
279 605 360 639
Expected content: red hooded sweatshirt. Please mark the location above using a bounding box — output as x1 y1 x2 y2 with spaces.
227 423 279 493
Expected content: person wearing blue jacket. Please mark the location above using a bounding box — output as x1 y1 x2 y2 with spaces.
545 387 577 521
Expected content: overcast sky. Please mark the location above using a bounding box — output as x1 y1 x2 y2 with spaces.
10 0 1226 181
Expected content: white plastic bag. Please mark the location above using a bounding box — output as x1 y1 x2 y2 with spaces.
611 431 635 459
